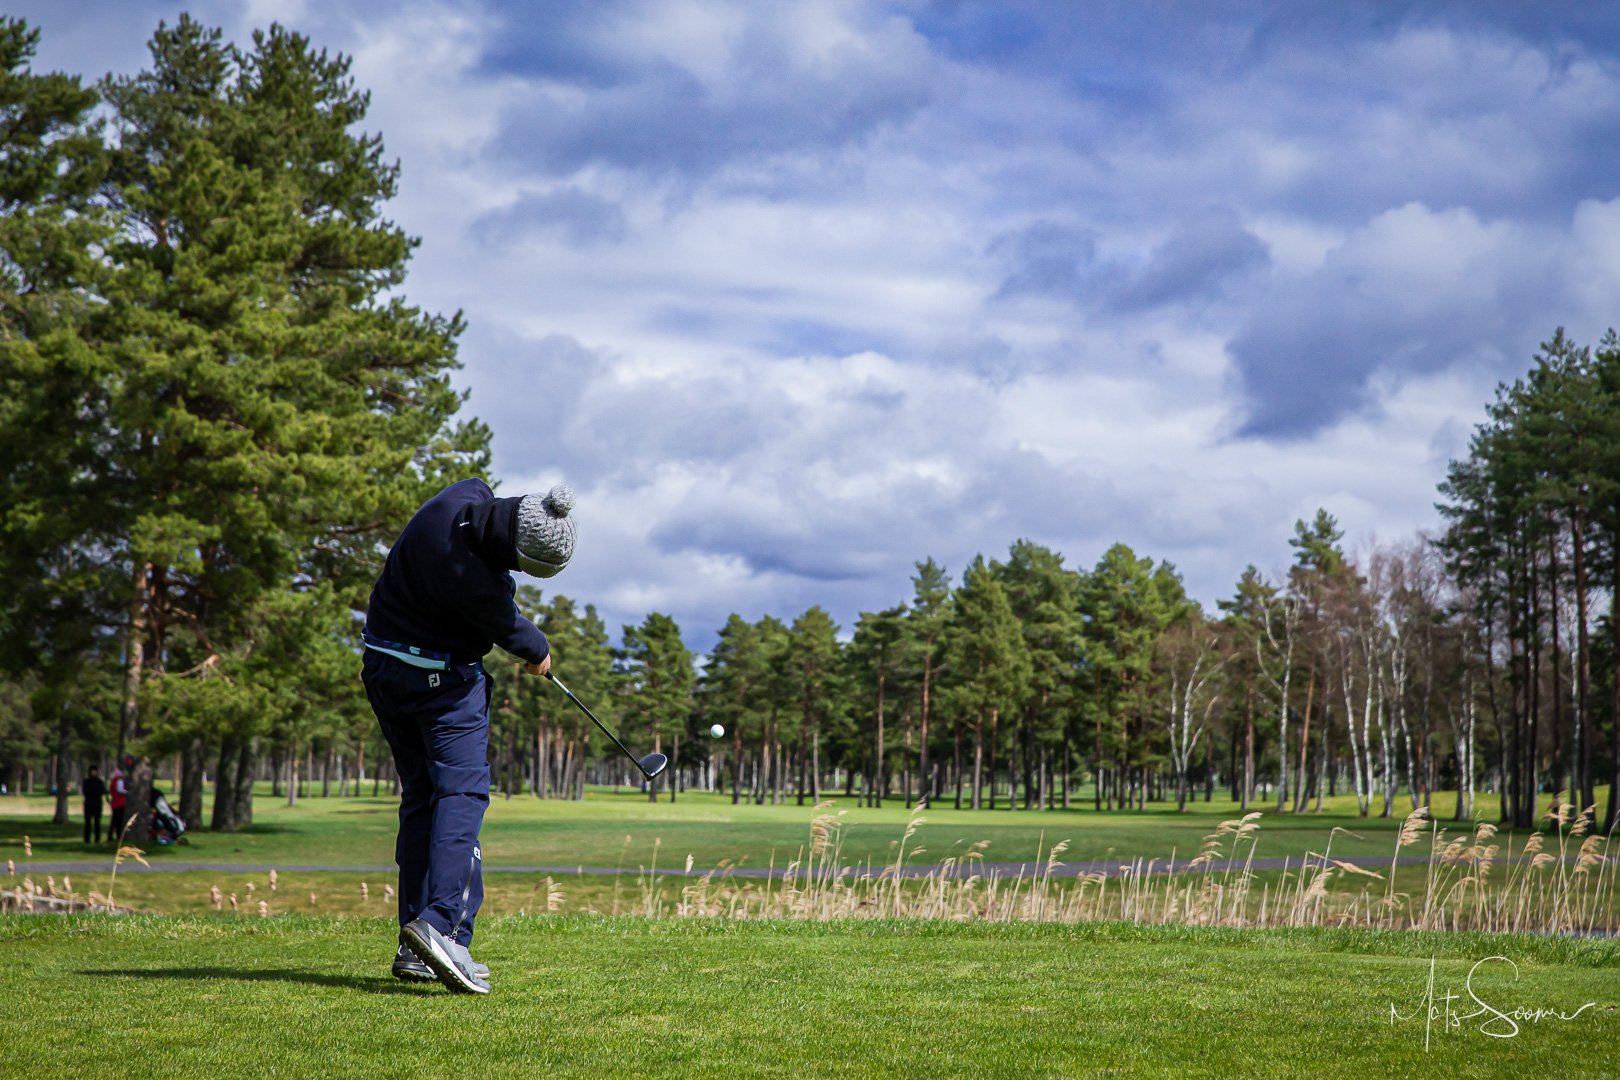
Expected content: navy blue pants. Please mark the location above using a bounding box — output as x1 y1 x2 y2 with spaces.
362 650 491 946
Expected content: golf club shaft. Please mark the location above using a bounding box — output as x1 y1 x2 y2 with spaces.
544 670 647 774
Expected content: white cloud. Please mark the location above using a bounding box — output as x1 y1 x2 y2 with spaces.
17 0 1620 645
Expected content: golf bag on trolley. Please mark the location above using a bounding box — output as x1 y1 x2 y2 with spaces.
150 789 188 845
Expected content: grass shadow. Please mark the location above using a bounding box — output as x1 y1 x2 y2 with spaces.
78 967 429 995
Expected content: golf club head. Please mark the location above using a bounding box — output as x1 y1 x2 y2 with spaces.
638 752 669 779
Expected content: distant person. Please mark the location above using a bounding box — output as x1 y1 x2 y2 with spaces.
81 766 106 844
363 478 575 995
107 757 130 842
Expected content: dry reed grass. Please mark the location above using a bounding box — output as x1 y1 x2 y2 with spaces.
611 799 1616 935
1 827 133 914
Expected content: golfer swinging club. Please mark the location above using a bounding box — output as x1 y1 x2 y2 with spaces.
362 477 575 994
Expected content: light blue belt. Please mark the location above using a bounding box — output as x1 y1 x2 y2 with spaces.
362 629 458 671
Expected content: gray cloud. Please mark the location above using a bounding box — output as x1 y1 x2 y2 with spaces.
990 211 1268 313
471 188 628 246
1227 203 1564 438
460 329 605 477
485 5 938 179
1110 212 1269 312
989 221 1098 299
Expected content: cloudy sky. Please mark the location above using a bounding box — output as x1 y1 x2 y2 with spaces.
21 1 1620 645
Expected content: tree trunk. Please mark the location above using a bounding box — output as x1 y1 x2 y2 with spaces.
954 712 964 810
126 757 153 846
1060 725 1071 810
797 735 807 806
759 738 771 806
873 678 885 810
52 705 70 826
179 739 204 829
1570 499 1593 813
1204 733 1214 803
811 729 820 803
233 740 256 828
970 711 985 811
986 713 997 810
211 736 239 832
1523 549 1540 830
119 562 152 844
1314 719 1327 813
1607 581 1620 831
903 711 913 810
576 734 588 800
1293 667 1315 813
1547 523 1566 801
1094 700 1104 812
918 651 932 808
536 727 548 798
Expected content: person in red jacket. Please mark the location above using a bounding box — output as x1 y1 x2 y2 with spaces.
107 757 131 843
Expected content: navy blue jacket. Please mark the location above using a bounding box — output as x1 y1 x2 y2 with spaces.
365 478 550 665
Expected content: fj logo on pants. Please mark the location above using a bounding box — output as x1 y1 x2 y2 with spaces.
428 672 441 687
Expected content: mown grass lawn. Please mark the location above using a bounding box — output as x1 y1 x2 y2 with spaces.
4 784 1594 874
0 915 1615 1077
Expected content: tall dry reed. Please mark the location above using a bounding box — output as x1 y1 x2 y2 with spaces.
614 799 1615 934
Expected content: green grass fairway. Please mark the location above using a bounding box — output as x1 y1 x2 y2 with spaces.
1 915 1615 1077
6 785 1595 876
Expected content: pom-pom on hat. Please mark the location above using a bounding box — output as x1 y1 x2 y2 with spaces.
515 485 576 578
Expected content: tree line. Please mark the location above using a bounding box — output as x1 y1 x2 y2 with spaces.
584 329 1619 829
2 16 1617 835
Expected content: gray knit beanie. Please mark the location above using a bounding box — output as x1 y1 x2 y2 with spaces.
515 485 576 578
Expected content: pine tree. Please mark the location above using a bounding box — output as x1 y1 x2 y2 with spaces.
0 18 114 821
1284 509 1346 812
942 557 1029 810
849 604 909 808
753 615 793 805
53 17 492 836
1217 566 1276 810
1593 333 1620 829
906 560 949 806
701 615 769 805
1078 544 1188 810
995 540 1080 810
785 606 842 804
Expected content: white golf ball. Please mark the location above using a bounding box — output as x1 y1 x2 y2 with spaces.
710 723 725 738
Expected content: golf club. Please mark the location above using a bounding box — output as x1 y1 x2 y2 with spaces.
545 670 668 780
